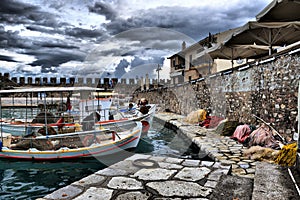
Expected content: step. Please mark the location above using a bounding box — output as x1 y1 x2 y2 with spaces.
252 162 299 200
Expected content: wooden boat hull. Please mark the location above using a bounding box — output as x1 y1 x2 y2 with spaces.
0 123 142 161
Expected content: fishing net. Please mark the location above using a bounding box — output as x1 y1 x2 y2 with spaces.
275 142 297 166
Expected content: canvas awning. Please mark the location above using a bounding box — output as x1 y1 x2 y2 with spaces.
225 21 300 47
256 0 300 22
206 21 300 59
208 44 274 60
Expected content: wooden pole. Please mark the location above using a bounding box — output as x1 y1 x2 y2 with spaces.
298 81 300 150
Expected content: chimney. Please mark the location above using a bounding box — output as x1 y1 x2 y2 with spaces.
182 41 186 51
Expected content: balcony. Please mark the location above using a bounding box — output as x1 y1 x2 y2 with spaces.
174 64 185 70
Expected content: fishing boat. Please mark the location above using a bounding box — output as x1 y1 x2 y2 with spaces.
89 103 156 135
0 123 142 160
119 101 156 134
0 87 143 160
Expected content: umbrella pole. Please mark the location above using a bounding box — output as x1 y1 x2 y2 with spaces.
269 46 272 55
231 48 234 68
298 81 300 151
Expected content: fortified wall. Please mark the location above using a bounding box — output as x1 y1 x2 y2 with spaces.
1 52 299 137
0 72 170 99
135 52 300 138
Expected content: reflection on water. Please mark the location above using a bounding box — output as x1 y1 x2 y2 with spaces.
0 157 124 200
0 119 205 199
136 120 203 159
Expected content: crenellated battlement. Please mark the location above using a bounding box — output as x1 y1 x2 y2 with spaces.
0 73 170 87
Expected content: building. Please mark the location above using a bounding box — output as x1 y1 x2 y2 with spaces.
168 37 215 84
169 0 300 84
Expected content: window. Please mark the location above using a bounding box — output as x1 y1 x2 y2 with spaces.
189 54 193 68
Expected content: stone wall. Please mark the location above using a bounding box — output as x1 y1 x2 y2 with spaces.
135 53 300 138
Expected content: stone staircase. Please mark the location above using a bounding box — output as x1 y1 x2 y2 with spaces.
210 162 300 200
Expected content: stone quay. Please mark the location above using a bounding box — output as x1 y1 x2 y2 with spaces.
39 112 298 200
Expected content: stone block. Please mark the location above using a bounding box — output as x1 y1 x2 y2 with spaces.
146 181 212 197
73 187 113 200
132 168 177 181
174 167 211 181
107 177 143 190
44 185 83 200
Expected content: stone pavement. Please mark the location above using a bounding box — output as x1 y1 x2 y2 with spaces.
40 112 300 199
155 112 256 178
40 154 232 199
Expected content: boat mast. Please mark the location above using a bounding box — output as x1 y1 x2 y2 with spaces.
43 92 48 137
30 92 33 118
24 93 28 135
0 93 3 146
97 91 100 111
12 94 15 119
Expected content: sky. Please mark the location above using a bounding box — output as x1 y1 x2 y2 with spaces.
0 0 273 80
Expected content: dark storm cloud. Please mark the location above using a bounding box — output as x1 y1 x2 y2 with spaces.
26 25 57 35
40 42 78 49
0 0 37 15
0 0 59 27
89 2 117 21
0 0 271 78
0 1 67 51
28 48 85 71
0 0 101 75
114 56 165 79
105 3 268 40
114 58 129 78
65 27 104 38
0 55 17 62
0 28 34 49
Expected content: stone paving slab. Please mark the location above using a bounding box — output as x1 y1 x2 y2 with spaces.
146 181 212 197
154 112 257 178
43 154 231 199
42 112 298 199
